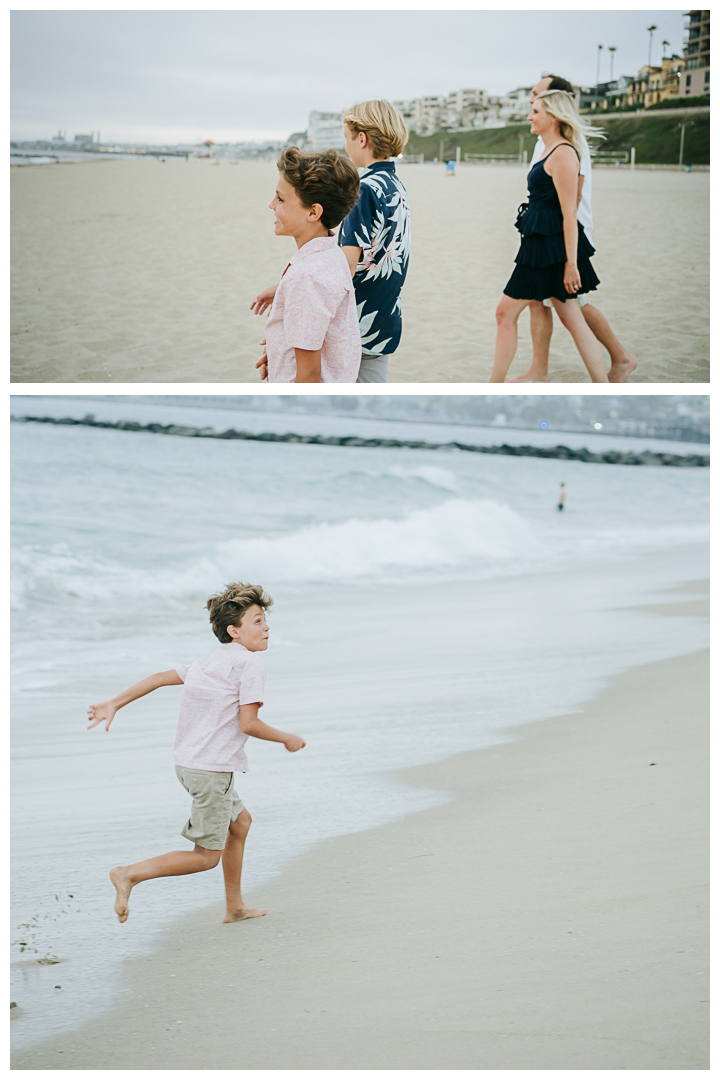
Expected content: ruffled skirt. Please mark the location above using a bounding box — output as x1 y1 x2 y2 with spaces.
503 203 600 303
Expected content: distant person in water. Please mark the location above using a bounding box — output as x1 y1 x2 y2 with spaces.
87 583 305 925
507 75 637 384
490 90 609 383
557 483 566 511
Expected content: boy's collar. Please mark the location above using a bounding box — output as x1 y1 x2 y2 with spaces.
291 230 337 260
363 160 396 173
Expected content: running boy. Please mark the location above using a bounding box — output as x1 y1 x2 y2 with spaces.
250 147 362 382
87 583 305 924
340 99 411 383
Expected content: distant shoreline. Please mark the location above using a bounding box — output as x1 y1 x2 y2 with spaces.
11 413 710 467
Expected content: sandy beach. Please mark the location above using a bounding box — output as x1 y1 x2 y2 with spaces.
11 158 709 383
12 629 708 1070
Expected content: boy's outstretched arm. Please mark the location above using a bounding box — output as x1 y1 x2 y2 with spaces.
87 670 183 732
240 703 306 752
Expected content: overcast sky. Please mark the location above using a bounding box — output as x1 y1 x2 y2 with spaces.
11 9 686 144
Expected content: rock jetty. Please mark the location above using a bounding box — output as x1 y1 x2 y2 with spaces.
11 414 709 468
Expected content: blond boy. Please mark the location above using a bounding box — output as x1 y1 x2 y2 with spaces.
340 100 411 383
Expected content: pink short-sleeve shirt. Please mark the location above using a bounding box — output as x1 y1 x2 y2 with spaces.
174 642 266 773
265 233 361 383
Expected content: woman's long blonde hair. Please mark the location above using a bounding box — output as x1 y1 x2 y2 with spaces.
535 89 606 152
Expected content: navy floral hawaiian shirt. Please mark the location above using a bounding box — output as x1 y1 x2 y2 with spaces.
338 161 411 356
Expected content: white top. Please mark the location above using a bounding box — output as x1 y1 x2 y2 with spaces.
174 642 266 773
265 232 362 383
530 134 593 243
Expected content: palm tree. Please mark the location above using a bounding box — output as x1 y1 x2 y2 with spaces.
608 46 617 82
662 39 671 59
647 24 658 69
596 44 604 106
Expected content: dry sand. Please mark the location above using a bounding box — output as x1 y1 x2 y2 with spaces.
11 636 708 1070
11 158 709 383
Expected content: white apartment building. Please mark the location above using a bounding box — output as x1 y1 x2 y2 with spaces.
446 88 488 125
500 87 534 120
392 87 525 135
306 111 345 151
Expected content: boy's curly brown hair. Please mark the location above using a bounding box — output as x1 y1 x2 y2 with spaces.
206 582 274 644
277 147 360 228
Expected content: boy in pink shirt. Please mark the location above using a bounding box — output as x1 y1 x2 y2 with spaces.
88 583 305 925
250 147 362 383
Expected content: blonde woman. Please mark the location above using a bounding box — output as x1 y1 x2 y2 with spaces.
490 90 608 383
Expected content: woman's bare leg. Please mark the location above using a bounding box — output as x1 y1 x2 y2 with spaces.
507 301 553 382
551 298 609 382
490 295 530 382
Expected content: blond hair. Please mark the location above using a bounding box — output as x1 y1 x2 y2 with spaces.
206 582 273 643
342 99 408 159
535 89 606 152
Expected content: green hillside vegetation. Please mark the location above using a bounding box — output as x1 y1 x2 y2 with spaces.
404 112 709 166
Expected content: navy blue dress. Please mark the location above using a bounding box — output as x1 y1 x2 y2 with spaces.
503 143 599 303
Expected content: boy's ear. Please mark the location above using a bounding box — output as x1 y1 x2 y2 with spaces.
308 202 324 222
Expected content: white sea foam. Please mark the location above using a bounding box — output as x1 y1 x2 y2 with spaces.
12 498 708 613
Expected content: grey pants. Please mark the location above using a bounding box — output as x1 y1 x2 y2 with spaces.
356 353 390 383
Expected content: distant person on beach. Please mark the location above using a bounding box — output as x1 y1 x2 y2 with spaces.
339 100 411 383
250 148 361 382
557 483 566 511
507 75 637 384
490 89 609 383
87 583 305 925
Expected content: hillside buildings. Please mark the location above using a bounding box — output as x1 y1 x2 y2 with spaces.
593 9 709 109
392 87 537 136
681 8 710 96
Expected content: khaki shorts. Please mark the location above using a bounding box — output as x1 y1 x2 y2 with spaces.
175 766 245 851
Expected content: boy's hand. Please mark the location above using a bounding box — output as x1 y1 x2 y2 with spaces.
256 339 268 381
87 700 118 732
284 734 306 753
250 285 278 316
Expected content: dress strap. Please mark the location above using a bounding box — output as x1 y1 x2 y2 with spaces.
543 142 580 163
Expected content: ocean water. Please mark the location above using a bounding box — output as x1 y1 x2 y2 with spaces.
10 401 709 1050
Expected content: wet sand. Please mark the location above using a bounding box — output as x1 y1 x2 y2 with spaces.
11 159 709 383
12 639 709 1070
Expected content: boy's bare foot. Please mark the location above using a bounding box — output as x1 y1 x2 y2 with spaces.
607 353 638 383
506 370 550 383
223 906 267 923
110 867 133 923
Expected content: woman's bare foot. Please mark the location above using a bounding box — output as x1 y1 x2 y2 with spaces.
506 370 550 383
110 867 133 923
223 905 267 923
608 353 638 383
